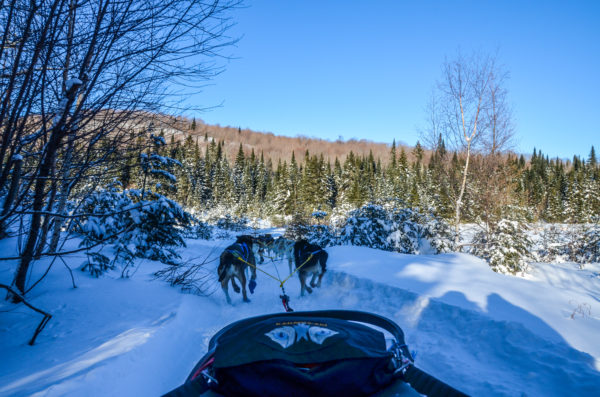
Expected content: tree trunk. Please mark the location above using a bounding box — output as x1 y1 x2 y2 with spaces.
12 80 81 298
454 143 472 246
48 130 75 253
1 156 22 217
13 132 62 297
35 165 57 258
0 156 22 236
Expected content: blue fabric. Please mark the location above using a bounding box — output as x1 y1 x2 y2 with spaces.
226 242 249 261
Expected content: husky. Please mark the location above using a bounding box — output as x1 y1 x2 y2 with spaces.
293 239 328 296
218 235 257 304
271 236 295 275
253 233 274 264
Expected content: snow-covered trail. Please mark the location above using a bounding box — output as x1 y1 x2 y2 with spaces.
1 238 599 396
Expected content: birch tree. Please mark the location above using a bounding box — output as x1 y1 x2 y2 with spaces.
435 52 495 244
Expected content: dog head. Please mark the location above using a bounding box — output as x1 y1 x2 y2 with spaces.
236 234 255 249
254 234 274 249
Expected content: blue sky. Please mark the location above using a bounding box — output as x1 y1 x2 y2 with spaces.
190 0 599 160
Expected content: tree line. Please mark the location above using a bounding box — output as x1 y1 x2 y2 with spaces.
122 129 600 227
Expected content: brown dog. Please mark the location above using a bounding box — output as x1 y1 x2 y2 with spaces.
218 235 257 304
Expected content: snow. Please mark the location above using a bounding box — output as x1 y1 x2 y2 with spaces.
65 78 82 91
1 235 599 396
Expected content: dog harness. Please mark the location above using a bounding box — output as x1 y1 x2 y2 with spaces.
225 242 250 262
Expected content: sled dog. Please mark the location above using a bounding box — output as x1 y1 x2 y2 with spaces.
218 235 257 304
271 236 295 275
253 233 274 264
293 239 328 296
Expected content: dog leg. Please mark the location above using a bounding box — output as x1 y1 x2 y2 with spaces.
240 272 250 303
310 273 318 288
221 280 232 305
299 273 312 296
299 273 306 296
316 271 325 288
231 278 240 293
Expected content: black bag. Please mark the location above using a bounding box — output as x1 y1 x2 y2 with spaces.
164 310 468 397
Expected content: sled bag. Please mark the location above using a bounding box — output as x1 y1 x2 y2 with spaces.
197 314 396 397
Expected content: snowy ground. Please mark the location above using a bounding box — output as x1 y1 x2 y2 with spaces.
1 235 600 396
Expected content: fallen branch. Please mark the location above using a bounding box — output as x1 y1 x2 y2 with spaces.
0 283 52 345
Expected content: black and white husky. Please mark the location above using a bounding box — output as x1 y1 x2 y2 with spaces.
218 235 257 304
293 239 328 296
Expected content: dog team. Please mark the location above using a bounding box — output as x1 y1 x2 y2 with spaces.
217 234 328 304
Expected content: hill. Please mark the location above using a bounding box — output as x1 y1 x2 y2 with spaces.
152 115 418 164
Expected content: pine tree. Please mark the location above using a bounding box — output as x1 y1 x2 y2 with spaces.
390 139 397 169
324 161 338 210
396 148 410 203
233 143 246 205
288 152 300 213
589 146 597 168
271 160 293 215
472 218 532 275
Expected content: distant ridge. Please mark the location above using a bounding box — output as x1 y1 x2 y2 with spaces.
151 115 419 165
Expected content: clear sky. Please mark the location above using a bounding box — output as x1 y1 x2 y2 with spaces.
190 0 599 160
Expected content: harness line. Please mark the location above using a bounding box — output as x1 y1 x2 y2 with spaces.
230 251 315 289
229 252 282 284
229 249 318 313
279 254 313 287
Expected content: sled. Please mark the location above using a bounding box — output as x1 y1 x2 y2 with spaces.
163 310 468 397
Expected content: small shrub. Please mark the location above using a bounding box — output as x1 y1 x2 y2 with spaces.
305 224 337 247
472 219 533 275
215 214 248 231
78 186 190 276
184 218 213 240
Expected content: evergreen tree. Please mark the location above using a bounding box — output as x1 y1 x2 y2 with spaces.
324 161 338 210
589 146 597 168
472 218 533 275
390 139 397 168
233 143 246 206
288 152 300 213
271 160 293 215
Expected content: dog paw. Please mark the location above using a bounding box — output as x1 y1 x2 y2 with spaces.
306 286 313 294
249 279 257 293
243 298 251 303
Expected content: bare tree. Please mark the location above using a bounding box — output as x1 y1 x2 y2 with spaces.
481 67 515 155
0 0 240 298
424 51 514 244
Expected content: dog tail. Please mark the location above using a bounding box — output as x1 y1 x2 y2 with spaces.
218 254 227 282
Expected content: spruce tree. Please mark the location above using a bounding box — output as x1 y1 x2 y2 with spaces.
589 146 597 167
233 143 246 205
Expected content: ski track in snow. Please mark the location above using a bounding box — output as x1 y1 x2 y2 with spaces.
1 237 599 396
